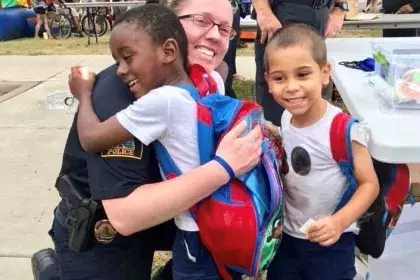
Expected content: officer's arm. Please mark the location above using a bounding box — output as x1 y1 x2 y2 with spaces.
215 61 229 83
101 123 262 236
77 96 132 152
251 0 273 16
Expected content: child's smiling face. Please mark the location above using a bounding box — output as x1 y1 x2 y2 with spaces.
177 0 233 73
265 45 331 119
110 23 164 98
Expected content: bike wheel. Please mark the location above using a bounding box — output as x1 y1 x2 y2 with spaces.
50 14 72 39
81 15 108 37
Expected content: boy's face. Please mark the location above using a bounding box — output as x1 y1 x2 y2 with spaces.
110 23 163 98
265 45 331 117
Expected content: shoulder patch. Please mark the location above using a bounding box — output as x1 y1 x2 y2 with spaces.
101 140 143 160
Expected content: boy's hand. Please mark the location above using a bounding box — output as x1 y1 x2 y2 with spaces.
68 66 96 102
307 216 344 247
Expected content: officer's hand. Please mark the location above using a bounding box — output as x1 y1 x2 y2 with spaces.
68 66 96 102
396 4 414 14
216 121 262 177
257 11 282 44
324 8 345 38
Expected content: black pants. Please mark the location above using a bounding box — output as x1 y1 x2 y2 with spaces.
223 9 241 98
49 215 176 280
254 2 330 126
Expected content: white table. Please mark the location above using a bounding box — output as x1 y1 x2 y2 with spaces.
240 14 420 30
326 37 420 164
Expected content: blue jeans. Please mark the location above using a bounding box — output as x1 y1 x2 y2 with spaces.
172 230 243 280
267 233 356 280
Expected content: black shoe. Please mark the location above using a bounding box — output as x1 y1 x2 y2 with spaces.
31 248 60 280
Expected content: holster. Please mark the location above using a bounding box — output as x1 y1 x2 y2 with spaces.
55 174 100 252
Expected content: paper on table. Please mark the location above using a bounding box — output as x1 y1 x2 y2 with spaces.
346 13 382 21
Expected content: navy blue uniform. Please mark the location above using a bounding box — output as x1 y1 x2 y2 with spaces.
49 65 176 280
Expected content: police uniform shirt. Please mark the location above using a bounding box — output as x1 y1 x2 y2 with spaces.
56 64 173 250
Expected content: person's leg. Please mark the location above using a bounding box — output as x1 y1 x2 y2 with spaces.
303 233 356 280
172 230 221 280
266 233 304 280
50 219 154 280
34 14 42 38
42 15 52 38
383 28 418 37
223 9 241 98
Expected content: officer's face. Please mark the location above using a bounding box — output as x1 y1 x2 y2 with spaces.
265 45 331 119
177 0 232 73
110 23 162 98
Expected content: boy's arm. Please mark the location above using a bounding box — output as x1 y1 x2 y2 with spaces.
68 67 133 152
77 97 133 152
333 141 379 230
308 140 379 246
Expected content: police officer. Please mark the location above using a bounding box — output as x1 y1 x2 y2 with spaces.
251 0 349 126
32 64 176 280
370 0 419 37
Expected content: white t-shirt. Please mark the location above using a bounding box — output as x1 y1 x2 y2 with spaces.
116 71 225 232
280 101 369 239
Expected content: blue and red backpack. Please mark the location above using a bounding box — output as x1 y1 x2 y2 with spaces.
153 65 284 279
331 112 412 258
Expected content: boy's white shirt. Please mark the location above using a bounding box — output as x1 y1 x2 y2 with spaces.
280 101 369 239
116 71 225 232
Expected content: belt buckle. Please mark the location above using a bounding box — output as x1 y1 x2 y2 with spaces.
94 219 117 244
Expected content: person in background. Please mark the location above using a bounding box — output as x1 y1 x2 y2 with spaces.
223 0 251 98
33 0 52 39
370 0 419 37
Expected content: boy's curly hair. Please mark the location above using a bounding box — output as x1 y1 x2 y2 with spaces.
115 4 189 71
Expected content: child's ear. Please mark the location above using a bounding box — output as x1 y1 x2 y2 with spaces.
321 62 331 86
160 38 178 64
264 72 272 93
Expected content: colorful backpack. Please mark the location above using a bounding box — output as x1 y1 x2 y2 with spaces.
153 77 284 279
330 112 412 258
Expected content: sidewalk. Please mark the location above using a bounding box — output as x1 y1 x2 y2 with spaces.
0 55 418 279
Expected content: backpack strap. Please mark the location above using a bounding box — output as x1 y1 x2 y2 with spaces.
177 83 214 165
153 141 182 180
330 112 359 212
189 64 218 97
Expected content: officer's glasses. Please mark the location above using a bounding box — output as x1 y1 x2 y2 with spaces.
178 14 236 40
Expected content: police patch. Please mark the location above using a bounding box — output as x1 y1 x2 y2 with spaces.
101 140 143 160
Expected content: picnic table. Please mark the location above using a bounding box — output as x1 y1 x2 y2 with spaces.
240 13 420 30
326 37 420 164
327 37 420 280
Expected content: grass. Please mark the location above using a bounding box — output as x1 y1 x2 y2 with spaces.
0 29 381 56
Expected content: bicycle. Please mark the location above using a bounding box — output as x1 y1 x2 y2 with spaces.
81 6 113 37
50 1 83 39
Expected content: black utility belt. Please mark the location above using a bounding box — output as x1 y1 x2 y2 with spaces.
275 0 331 8
55 174 120 252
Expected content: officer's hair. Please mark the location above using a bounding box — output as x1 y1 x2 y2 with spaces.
264 23 327 71
115 4 188 72
169 0 191 14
